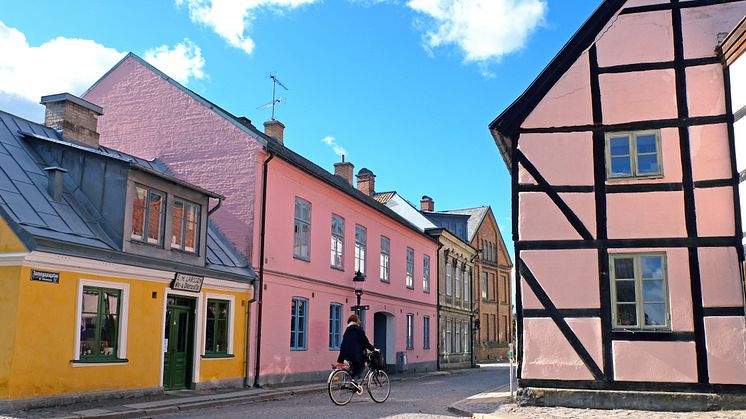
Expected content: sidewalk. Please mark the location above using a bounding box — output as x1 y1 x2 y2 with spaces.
0 369 456 419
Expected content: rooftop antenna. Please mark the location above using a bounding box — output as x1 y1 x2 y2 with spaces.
257 73 288 121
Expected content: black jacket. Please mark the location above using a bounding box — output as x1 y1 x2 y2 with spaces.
337 323 375 364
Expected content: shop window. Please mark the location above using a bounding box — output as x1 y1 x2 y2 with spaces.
75 280 129 363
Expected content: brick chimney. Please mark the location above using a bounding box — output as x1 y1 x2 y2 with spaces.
420 195 434 212
264 120 285 144
40 93 103 148
356 168 375 196
334 155 354 185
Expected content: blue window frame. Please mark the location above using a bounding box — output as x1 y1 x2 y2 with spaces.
406 314 414 349
290 297 308 350
423 316 430 349
329 303 343 350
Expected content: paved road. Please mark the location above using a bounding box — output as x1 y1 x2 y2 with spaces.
162 364 511 419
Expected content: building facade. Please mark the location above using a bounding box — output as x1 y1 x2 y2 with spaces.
0 95 255 409
83 56 439 384
490 0 746 399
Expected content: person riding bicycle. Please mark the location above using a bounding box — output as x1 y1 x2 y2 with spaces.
337 314 377 393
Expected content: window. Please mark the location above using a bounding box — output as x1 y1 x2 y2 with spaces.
423 255 430 293
444 318 452 353
205 299 229 355
294 198 311 260
500 273 509 303
463 320 469 353
611 253 670 330
455 321 462 353
491 273 497 300
464 270 470 303
380 236 390 282
491 314 497 342
329 303 343 350
501 315 509 342
172 199 200 253
406 314 414 349
481 272 488 300
606 131 662 179
131 185 164 245
483 314 489 342
355 225 366 274
79 286 122 360
331 215 344 269
445 261 452 296
290 297 308 350
406 247 414 288
423 316 430 349
455 265 462 299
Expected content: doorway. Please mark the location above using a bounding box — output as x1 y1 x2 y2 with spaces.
163 296 195 390
373 312 396 372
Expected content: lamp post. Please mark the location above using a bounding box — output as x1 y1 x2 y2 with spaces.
352 271 366 316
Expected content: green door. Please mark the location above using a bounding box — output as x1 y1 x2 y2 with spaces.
163 296 195 390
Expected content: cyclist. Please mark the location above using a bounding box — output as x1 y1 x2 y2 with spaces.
337 314 377 394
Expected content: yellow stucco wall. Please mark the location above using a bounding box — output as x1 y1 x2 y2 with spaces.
0 266 22 400
0 217 26 254
5 263 252 400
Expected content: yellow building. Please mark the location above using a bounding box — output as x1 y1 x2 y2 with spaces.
0 94 255 410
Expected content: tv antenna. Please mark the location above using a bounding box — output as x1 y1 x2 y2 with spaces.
257 73 288 120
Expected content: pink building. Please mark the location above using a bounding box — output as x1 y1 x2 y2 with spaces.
490 0 746 408
83 54 439 385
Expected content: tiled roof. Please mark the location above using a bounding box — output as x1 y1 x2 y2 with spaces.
437 206 490 243
372 191 395 204
0 109 254 282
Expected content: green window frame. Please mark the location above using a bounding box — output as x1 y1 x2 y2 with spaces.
610 253 671 330
205 299 230 355
606 130 663 180
80 287 121 361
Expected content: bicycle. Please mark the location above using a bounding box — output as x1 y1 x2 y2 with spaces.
327 350 391 406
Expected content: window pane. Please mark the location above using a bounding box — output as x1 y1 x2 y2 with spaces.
206 301 216 352
172 201 184 247
216 319 227 352
610 157 632 176
637 154 659 174
82 290 99 313
614 258 634 279
147 192 163 244
615 281 636 302
101 314 118 355
609 136 630 155
636 134 657 153
132 187 147 239
80 314 98 356
643 279 665 302
643 303 666 326
641 256 663 279
616 304 637 326
185 204 199 252
105 292 119 315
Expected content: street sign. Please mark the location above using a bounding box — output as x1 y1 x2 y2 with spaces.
351 305 370 311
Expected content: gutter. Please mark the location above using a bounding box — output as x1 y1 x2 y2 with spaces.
253 151 274 387
208 196 223 216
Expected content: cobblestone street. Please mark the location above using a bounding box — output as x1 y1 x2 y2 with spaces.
493 404 746 418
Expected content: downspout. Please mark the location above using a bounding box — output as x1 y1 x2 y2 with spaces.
243 291 256 387
208 196 223 216
253 151 274 387
470 252 479 368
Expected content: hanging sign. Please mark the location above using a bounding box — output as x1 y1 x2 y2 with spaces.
30 269 60 284
171 273 204 292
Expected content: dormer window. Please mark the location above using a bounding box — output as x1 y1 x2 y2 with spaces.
131 185 164 245
172 199 201 253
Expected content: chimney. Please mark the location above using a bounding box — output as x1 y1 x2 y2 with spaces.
334 155 354 185
44 166 67 202
356 168 375 196
40 93 103 148
420 195 434 212
264 120 285 144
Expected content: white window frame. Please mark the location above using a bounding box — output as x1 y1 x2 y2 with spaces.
171 198 201 254
423 255 430 293
294 198 311 260
455 265 462 299
610 252 671 331
446 261 452 296
423 316 430 349
355 225 367 274
202 293 236 357
606 130 663 180
406 247 414 289
131 184 165 245
73 279 130 366
330 214 344 270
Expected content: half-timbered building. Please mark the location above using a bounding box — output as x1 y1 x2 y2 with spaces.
490 0 746 406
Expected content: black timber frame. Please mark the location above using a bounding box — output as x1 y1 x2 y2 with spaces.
505 0 746 391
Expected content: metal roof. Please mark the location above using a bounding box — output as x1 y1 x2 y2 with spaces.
437 206 490 243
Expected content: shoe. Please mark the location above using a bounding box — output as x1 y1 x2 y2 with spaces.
351 380 363 395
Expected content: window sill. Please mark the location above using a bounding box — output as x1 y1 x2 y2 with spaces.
331 265 345 272
202 353 234 359
406 347 414 350
406 286 414 290
293 256 311 263
607 174 664 182
380 279 390 284
71 358 128 367
129 239 164 249
171 248 200 257
290 348 307 351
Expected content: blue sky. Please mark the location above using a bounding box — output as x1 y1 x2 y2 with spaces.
0 0 602 260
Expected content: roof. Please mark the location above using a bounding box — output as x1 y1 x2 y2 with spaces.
372 191 396 204
720 15 746 64
0 109 254 282
40 93 103 114
488 0 627 169
437 206 490 243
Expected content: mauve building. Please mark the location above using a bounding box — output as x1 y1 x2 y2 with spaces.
489 0 746 408
84 55 439 384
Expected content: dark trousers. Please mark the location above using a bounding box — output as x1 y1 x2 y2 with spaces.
350 360 364 381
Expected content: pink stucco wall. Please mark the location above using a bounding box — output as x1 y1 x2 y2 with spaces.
705 316 746 385
84 56 264 260
607 192 686 239
695 187 735 237
699 247 743 308
613 341 698 383
519 133 594 186
600 69 678 125
522 318 596 380
519 192 596 241
258 156 438 379
686 64 726 117
681 3 746 60
522 250 599 309
690 124 732 181
596 11 674 67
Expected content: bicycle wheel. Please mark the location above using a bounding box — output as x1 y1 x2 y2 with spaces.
328 369 355 406
366 369 390 403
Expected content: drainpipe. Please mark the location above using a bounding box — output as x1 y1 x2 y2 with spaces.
243 292 256 387
253 151 274 387
208 196 223 216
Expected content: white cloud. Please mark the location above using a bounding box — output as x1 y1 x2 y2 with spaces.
176 0 317 55
407 0 547 64
144 39 206 84
321 136 347 157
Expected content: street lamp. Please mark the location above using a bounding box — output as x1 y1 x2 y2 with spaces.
352 271 366 314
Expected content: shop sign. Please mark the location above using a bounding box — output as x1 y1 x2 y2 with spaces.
171 273 204 292
30 269 60 284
